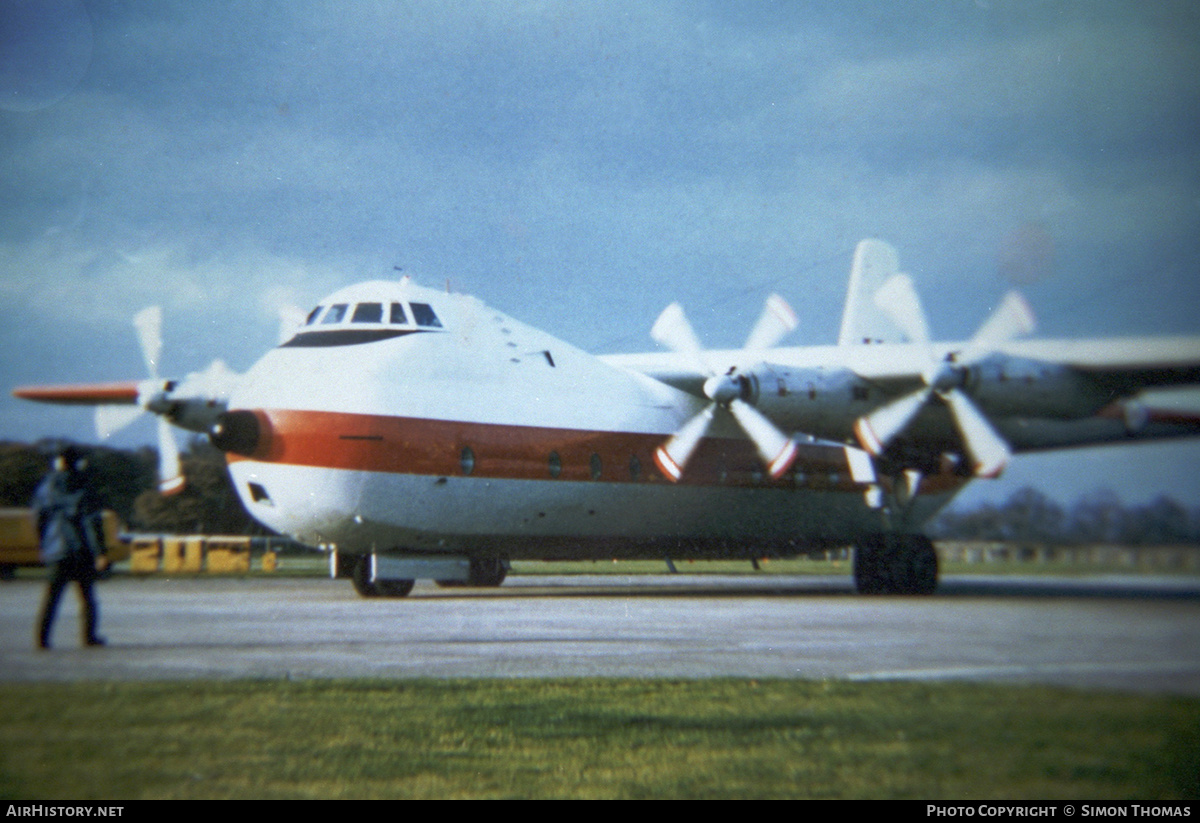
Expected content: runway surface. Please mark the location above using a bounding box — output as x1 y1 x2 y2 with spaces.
3 573 1199 694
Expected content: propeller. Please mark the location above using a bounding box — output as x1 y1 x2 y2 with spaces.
93 306 185 495
651 295 800 482
852 276 1035 478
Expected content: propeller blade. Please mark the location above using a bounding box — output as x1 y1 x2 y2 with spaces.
277 304 308 345
727 399 797 478
962 291 1036 361
173 358 240 400
873 273 930 346
941 388 1011 478
854 388 931 456
650 296 802 481
133 306 163 378
844 446 878 485
157 416 185 495
651 302 712 376
654 404 716 482
743 293 798 352
95 404 144 440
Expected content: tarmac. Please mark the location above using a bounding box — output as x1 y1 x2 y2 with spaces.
2 573 1199 694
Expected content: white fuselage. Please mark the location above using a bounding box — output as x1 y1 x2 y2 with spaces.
224 280 957 557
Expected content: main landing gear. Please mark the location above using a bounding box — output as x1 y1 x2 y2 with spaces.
351 557 414 598
434 557 509 589
852 533 938 595
346 553 509 598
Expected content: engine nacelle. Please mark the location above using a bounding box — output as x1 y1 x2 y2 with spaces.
744 365 875 442
966 355 1110 420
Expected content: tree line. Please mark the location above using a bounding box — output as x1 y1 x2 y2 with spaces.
930 486 1200 546
3 438 1199 545
0 439 263 536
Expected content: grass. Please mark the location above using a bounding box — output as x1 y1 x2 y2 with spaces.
1 679 1197 799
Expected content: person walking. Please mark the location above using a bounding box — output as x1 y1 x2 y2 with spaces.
33 445 109 649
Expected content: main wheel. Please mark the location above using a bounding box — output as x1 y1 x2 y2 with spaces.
351 556 379 598
853 535 889 595
376 578 415 598
468 557 507 587
853 534 938 595
902 535 939 596
436 557 508 588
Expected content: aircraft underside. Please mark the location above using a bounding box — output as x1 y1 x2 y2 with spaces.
227 458 959 595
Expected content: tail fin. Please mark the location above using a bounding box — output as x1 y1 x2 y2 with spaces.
837 239 908 346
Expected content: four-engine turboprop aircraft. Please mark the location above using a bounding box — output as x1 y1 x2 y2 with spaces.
14 239 1200 596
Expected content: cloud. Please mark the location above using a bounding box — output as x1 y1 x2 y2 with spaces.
801 19 1200 164
1 1 1198 505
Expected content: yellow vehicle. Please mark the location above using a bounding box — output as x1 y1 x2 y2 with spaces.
0 508 128 579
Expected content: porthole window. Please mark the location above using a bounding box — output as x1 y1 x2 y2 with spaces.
590 453 602 480
548 451 562 478
460 446 475 476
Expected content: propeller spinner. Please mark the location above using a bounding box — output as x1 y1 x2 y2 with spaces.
852 275 1035 478
651 295 800 482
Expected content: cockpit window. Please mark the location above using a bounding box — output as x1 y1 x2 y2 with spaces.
410 302 442 328
305 306 323 325
322 304 348 324
351 302 383 323
389 302 408 324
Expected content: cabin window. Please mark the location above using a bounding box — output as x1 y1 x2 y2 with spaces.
352 303 383 323
322 304 348 324
548 451 562 478
629 454 641 481
411 302 442 328
590 453 602 480
305 306 323 325
460 447 475 476
390 302 408 324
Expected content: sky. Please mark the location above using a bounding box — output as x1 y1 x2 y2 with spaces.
1 1 1198 509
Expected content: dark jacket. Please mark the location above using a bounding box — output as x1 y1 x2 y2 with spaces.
32 470 106 565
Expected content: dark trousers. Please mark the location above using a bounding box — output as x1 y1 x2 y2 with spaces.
38 554 100 646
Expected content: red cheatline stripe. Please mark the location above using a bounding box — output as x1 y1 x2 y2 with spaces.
223 408 968 494
12 382 140 405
